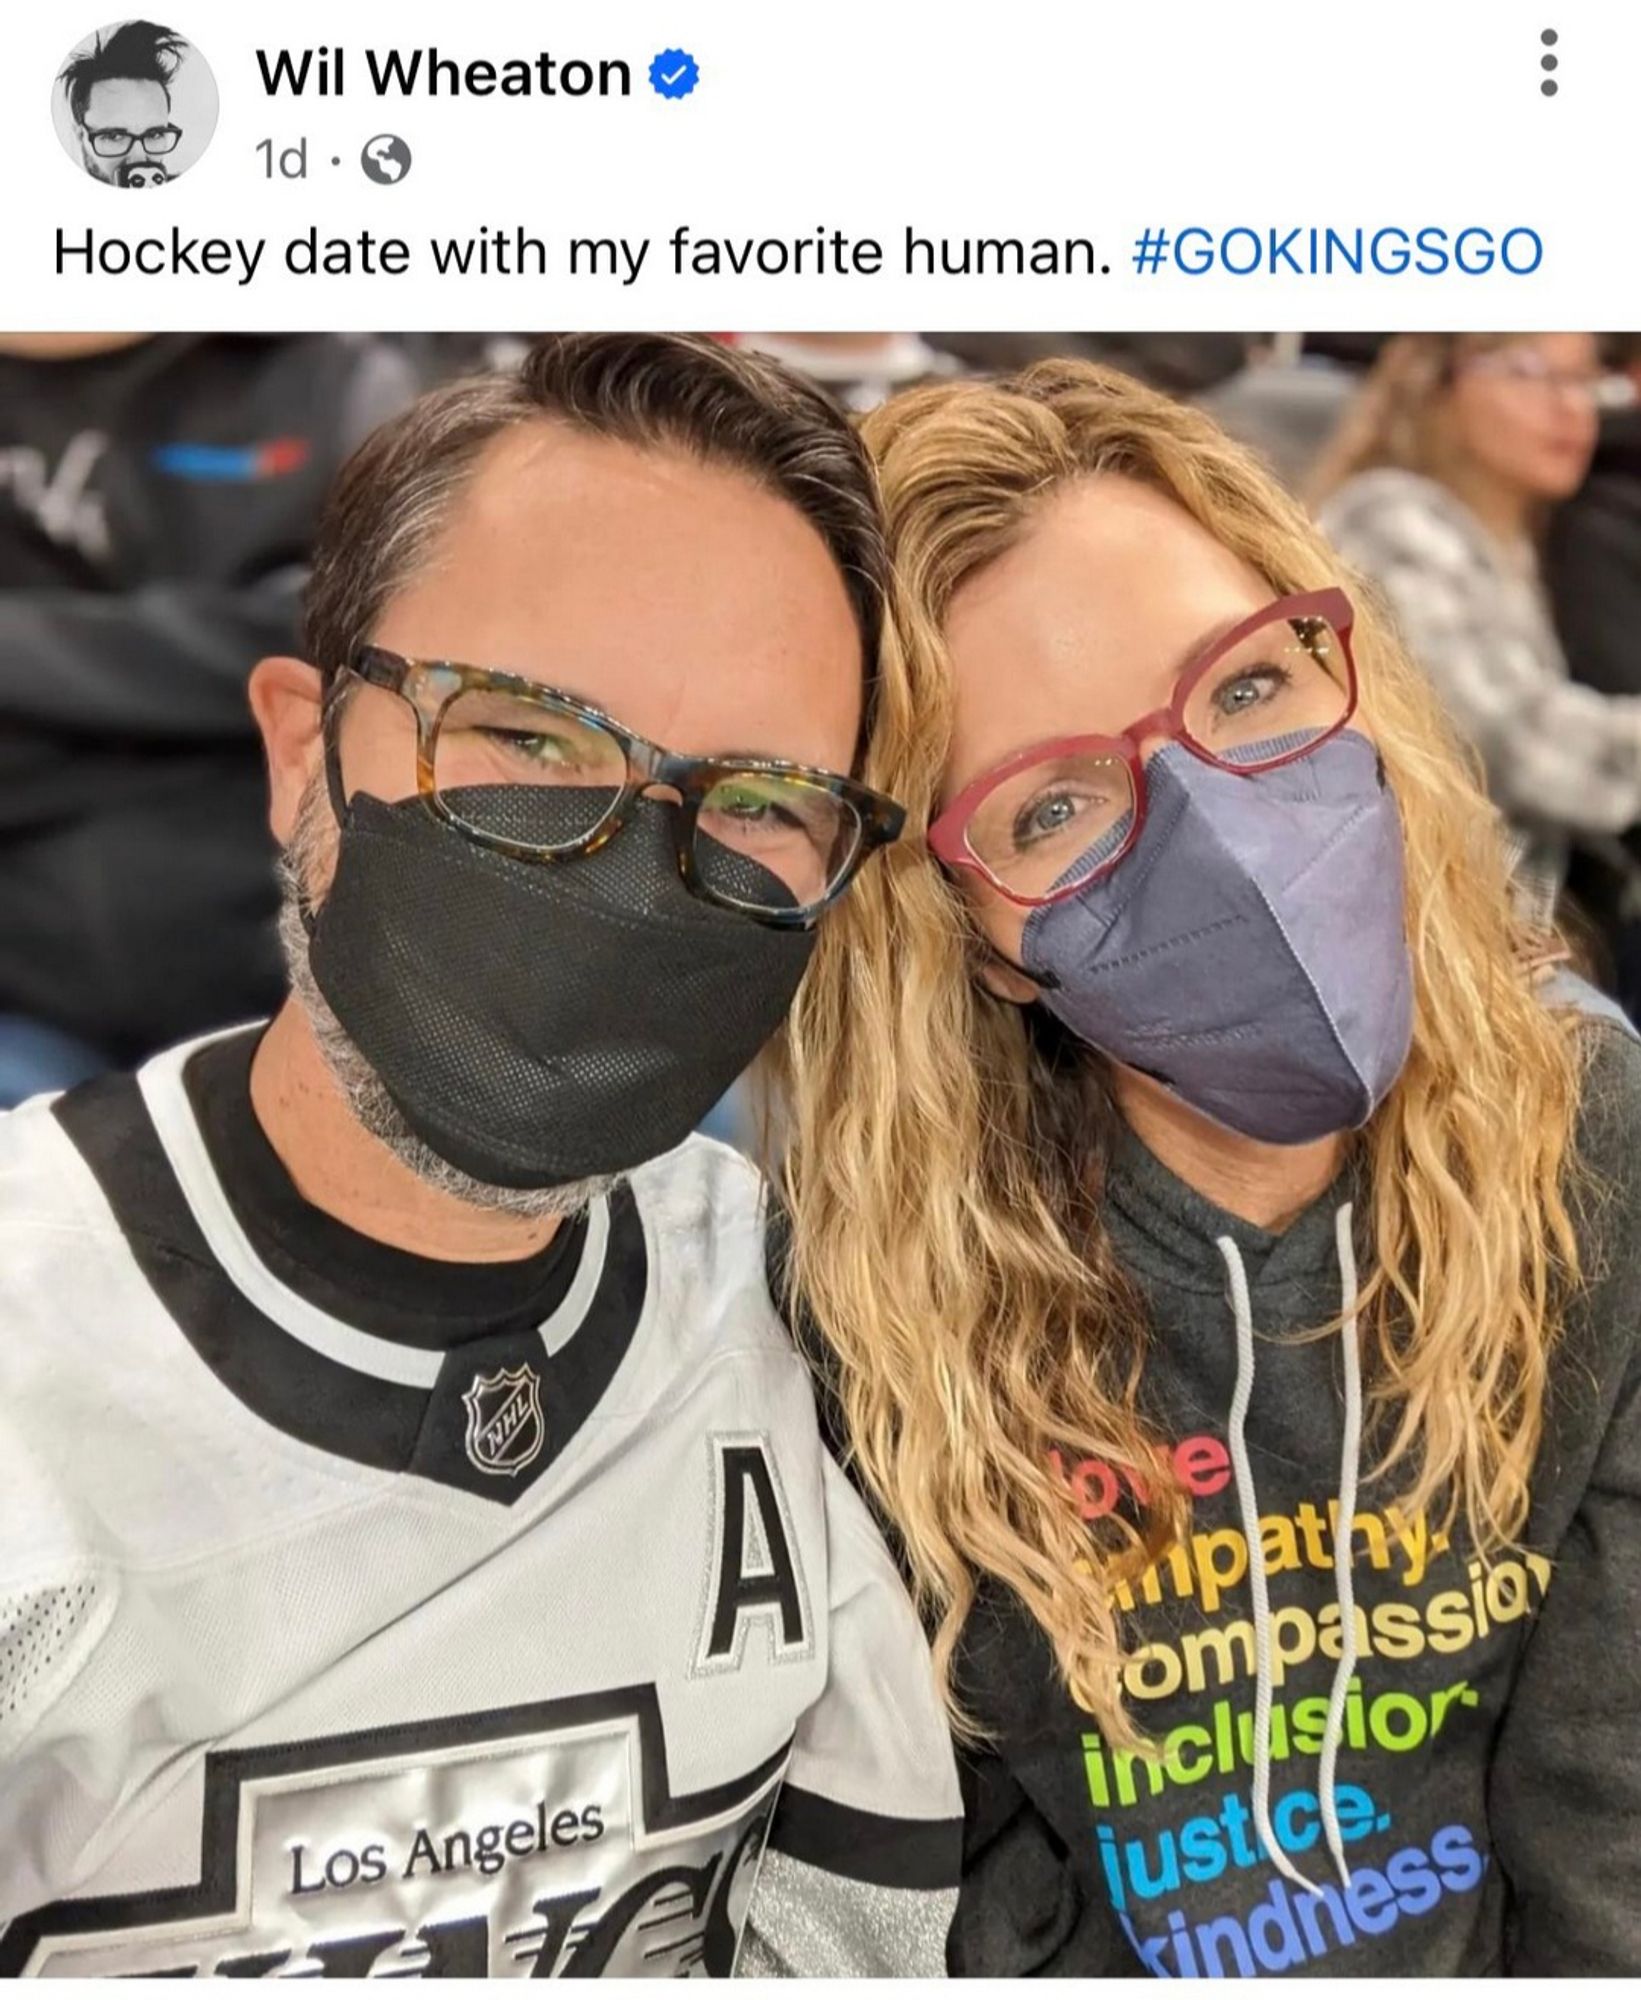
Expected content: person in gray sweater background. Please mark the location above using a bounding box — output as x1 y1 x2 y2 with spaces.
1315 332 1638 933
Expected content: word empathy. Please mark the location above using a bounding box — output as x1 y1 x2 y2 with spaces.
1110 1498 1446 1612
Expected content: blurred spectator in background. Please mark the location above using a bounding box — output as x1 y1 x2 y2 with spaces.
0 332 416 1107
1546 336 1641 1013
731 333 957 411
1315 331 1631 932
1203 332 1367 492
392 333 531 382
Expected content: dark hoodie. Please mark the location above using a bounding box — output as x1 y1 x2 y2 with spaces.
949 1016 1641 1977
0 334 415 1060
1547 400 1641 704
1545 402 1641 1014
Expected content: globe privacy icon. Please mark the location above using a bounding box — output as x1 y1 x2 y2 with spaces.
360 134 412 183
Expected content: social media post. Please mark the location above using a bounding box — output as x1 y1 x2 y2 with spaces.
0 1 1633 325
2 0 1640 1988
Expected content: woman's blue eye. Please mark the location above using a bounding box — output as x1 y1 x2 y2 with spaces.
1031 797 1076 833
1012 789 1099 849
1212 664 1290 716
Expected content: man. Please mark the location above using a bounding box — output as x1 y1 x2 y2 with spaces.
0 331 417 1106
59 21 190 187
0 333 960 1977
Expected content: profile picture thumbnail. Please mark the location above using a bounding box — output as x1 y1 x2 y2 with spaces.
53 20 219 188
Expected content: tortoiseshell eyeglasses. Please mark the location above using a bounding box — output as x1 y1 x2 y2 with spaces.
323 647 906 931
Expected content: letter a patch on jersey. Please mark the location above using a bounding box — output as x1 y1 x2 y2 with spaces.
694 1435 811 1675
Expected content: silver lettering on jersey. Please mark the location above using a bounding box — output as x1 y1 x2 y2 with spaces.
21 1719 781 1977
462 1362 545 1476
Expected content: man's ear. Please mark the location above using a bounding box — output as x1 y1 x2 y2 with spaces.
249 656 326 848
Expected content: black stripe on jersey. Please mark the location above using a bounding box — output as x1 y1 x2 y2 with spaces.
766 1784 964 1891
51 1071 648 1502
0 1684 791 1977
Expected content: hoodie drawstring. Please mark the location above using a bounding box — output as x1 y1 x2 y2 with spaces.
1215 1199 1362 1897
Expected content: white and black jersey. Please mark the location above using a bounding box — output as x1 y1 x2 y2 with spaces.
0 1029 960 1979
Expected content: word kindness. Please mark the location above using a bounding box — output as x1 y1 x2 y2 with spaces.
1114 1824 1487 1977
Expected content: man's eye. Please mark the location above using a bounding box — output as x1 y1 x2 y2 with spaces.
485 728 578 763
713 787 803 830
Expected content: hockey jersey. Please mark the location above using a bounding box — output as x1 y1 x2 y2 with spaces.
0 1030 960 1977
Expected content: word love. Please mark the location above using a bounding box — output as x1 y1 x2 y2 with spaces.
1049 1432 1232 1520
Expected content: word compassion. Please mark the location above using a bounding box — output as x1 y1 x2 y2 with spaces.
256 47 632 98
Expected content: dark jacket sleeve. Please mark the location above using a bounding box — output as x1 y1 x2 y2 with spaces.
948 1746 1090 1975
1546 428 1641 702
1488 1023 1641 1972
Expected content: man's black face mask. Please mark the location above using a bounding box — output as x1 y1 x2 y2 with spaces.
303 785 815 1189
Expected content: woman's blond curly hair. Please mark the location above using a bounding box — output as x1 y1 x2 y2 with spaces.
775 359 1586 1742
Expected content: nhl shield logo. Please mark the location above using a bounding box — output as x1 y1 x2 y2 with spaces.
462 1363 546 1477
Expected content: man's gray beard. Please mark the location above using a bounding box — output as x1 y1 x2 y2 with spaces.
276 780 623 1224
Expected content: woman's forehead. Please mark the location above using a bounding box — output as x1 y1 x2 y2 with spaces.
942 477 1273 757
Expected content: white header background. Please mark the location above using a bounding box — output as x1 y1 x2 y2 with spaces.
1 0 1630 329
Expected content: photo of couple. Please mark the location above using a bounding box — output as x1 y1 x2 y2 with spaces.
1 325 1638 1978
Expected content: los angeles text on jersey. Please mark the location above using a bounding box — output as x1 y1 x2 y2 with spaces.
289 1794 605 1895
0 1691 787 1978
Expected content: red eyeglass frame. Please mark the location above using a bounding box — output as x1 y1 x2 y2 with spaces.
927 586 1359 909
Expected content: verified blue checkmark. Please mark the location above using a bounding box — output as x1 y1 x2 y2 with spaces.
649 48 700 99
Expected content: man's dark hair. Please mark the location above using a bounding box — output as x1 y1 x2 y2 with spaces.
302 333 888 736
60 20 186 124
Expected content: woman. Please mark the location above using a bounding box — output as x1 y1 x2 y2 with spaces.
778 361 1641 1975
1315 332 1632 930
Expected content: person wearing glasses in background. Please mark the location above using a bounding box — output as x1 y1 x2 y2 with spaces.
774 361 1641 1974
59 20 189 187
1314 333 1636 949
0 334 960 1977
